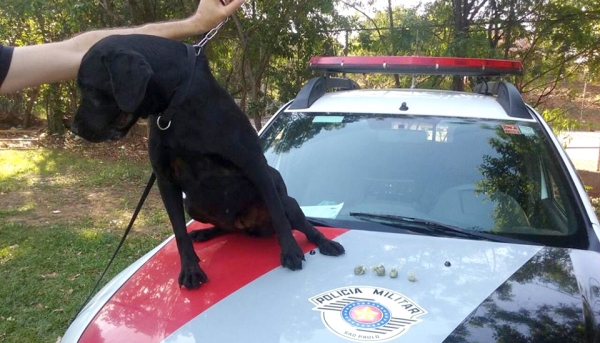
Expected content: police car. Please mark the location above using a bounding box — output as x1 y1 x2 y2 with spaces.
63 56 600 342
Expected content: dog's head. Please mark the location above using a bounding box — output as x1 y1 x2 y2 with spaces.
70 47 153 142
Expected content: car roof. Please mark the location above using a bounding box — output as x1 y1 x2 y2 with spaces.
286 88 535 122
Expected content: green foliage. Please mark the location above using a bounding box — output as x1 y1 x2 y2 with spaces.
0 0 191 132
1 0 599 132
540 108 582 134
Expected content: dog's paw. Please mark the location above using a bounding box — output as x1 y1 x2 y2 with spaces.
189 229 214 242
280 244 305 271
318 239 345 256
178 265 209 289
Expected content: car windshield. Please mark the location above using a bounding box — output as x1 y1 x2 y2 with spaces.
261 111 588 247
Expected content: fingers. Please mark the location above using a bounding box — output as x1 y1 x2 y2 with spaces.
214 0 245 18
194 0 244 33
222 0 245 16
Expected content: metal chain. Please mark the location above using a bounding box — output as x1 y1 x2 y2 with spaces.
194 16 230 55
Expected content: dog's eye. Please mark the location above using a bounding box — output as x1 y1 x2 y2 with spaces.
89 89 119 109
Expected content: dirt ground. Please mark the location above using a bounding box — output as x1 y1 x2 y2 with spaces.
0 129 170 233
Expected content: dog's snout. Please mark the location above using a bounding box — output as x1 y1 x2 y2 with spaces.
108 130 125 141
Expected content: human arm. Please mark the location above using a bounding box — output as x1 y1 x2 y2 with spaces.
0 0 244 94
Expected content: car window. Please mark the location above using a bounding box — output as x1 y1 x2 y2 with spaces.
261 112 587 246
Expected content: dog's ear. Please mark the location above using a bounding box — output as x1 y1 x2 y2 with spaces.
103 50 153 113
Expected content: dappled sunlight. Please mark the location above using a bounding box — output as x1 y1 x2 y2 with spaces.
0 150 81 196
78 228 103 240
0 150 56 180
0 149 150 189
0 243 23 265
0 149 165 233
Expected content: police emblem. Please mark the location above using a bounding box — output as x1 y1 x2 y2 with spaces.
309 286 427 342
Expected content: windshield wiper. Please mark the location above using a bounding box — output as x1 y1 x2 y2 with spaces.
348 212 502 242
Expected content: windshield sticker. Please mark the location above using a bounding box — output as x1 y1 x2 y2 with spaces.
301 202 344 219
310 286 427 342
313 116 345 123
502 124 521 134
518 125 535 135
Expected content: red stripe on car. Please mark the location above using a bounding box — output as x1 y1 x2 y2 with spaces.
78 223 348 343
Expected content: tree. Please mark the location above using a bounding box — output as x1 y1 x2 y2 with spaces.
2 0 600 134
0 0 191 132
222 0 341 130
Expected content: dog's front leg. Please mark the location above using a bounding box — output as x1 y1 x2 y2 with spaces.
156 178 208 288
258 170 305 270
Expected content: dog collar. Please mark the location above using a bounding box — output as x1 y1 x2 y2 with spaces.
156 44 197 130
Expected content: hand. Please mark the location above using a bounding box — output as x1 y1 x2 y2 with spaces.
192 0 245 33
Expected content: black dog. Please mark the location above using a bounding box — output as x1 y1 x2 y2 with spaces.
70 34 345 289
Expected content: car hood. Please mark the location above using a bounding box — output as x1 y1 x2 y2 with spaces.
64 222 600 343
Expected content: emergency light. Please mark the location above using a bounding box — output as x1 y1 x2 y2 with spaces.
309 56 523 76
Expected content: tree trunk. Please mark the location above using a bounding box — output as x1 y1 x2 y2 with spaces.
451 0 471 91
249 78 262 131
23 88 40 128
387 0 401 87
253 112 262 131
46 84 66 135
6 93 23 127
503 0 516 59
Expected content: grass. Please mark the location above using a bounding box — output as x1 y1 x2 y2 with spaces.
0 150 150 191
0 149 171 343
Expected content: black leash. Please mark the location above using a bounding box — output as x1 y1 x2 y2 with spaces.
70 172 156 324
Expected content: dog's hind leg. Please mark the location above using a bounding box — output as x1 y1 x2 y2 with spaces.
189 227 227 242
269 167 345 257
221 150 305 270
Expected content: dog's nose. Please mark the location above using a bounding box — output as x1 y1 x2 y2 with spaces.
108 130 125 141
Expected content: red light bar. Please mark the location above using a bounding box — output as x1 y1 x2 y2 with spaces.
309 56 523 76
